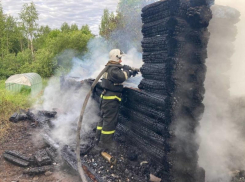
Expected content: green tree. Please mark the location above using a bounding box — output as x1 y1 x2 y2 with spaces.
99 9 119 39
70 23 78 31
15 21 28 52
0 1 95 78
0 2 6 58
81 24 93 35
48 29 61 39
69 31 94 52
34 25 51 49
4 16 22 54
46 30 93 55
99 0 157 51
33 49 55 77
19 2 39 58
1 53 18 78
17 49 32 65
39 25 51 36
61 22 70 32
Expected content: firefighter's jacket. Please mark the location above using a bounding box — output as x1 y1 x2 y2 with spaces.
101 63 130 94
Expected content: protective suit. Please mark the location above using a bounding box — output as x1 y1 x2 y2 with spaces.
94 49 132 152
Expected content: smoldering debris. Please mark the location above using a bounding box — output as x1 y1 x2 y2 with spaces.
9 109 57 128
5 99 157 181
3 149 55 175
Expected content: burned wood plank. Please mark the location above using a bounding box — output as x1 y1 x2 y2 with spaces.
38 110 57 118
34 149 52 166
46 147 58 162
42 133 60 150
3 153 30 167
9 113 28 123
23 165 54 175
4 150 32 162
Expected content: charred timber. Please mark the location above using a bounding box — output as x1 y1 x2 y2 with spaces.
138 0 210 181
23 165 54 175
34 149 52 166
3 151 32 167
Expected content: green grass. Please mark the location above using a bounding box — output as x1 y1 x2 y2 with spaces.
0 79 49 140
42 78 49 89
0 80 5 90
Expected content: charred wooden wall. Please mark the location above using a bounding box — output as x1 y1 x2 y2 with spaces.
93 0 212 181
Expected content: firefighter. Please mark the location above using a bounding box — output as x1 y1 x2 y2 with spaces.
91 49 137 153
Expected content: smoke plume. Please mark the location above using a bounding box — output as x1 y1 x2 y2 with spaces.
35 33 143 145
198 1 245 181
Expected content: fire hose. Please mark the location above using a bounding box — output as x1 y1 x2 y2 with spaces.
76 64 140 181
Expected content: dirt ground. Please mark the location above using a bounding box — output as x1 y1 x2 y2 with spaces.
0 121 81 182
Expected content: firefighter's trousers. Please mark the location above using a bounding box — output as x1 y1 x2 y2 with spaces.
96 95 121 144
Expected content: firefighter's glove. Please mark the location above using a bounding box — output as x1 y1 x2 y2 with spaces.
131 70 139 77
123 65 132 71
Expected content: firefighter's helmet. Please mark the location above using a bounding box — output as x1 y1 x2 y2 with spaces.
109 49 124 62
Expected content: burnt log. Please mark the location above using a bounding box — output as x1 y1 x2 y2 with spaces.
142 17 191 38
42 133 60 150
23 165 54 175
38 110 57 118
9 113 28 123
34 149 52 166
26 110 53 127
3 151 31 167
46 147 58 162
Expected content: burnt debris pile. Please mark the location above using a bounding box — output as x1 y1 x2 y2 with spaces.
9 109 57 128
3 149 56 176
117 0 212 181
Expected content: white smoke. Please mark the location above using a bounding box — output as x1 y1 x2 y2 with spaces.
198 1 245 181
35 36 143 145
215 0 245 97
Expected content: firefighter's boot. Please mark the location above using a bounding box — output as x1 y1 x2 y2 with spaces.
100 133 118 154
90 143 103 155
104 141 117 154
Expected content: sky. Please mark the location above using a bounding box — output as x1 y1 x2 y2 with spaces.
1 0 119 35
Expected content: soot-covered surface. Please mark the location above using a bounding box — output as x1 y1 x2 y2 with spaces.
113 0 211 181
